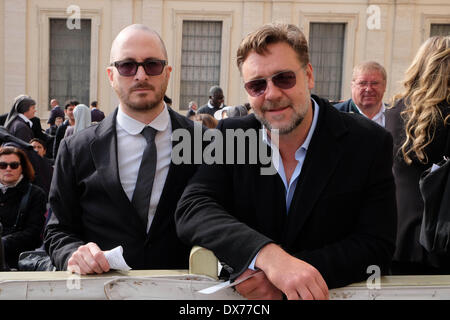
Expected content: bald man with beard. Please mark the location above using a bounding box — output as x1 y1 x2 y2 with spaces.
44 24 199 274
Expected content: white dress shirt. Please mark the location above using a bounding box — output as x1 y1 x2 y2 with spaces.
116 104 172 232
354 103 386 127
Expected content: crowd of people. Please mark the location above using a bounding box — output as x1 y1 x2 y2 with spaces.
0 22 448 300
0 96 106 270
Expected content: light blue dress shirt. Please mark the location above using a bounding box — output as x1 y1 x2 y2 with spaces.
248 98 320 270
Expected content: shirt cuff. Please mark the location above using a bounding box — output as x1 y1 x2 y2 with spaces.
248 250 260 271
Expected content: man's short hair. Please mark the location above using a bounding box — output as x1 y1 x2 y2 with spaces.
237 23 309 72
209 86 223 96
65 100 80 109
110 24 168 63
352 61 387 82
188 101 197 108
90 101 97 108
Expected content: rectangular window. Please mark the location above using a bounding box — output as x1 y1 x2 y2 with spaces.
430 24 450 36
309 23 345 102
49 18 91 109
179 20 222 110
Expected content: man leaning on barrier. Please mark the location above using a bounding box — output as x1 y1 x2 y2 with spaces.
44 24 199 274
175 23 397 300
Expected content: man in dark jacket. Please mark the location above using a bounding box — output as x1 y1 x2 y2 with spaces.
47 99 65 127
44 24 200 274
90 101 105 122
334 61 387 127
175 23 397 300
52 100 78 159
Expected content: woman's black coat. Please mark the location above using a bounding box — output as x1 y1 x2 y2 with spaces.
0 178 46 269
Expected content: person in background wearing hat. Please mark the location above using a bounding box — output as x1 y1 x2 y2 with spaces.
4 95 38 143
64 104 92 138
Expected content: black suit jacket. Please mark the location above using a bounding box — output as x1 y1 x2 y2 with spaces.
176 95 397 289
91 108 105 122
333 98 361 115
44 107 199 270
52 120 69 159
197 103 223 117
47 106 65 126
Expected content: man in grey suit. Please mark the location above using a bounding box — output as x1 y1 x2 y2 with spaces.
45 24 198 274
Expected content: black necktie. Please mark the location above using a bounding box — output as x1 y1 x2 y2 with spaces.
132 126 158 227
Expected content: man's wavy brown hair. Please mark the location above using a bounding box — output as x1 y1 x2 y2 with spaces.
236 23 309 72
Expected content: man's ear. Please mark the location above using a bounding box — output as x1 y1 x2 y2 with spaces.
107 67 114 86
306 63 315 90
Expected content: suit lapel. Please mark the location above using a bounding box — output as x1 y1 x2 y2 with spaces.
90 109 138 218
283 100 348 247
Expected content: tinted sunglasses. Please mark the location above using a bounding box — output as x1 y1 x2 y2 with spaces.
0 162 20 170
244 70 298 97
111 59 167 77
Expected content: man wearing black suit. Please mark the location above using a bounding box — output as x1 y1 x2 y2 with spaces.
44 24 197 274
90 101 105 122
175 23 397 299
47 99 65 127
52 100 78 159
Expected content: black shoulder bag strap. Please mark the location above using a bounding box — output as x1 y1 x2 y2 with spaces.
12 183 32 231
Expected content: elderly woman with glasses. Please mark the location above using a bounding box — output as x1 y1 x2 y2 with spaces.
0 146 46 270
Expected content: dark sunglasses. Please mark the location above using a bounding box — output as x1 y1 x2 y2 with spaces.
0 162 21 170
244 70 299 97
111 59 167 77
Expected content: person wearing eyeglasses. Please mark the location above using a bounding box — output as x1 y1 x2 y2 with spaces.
175 23 396 300
44 24 199 275
0 147 46 270
334 61 387 127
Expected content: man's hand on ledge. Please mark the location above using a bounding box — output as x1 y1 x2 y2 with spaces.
235 269 283 300
255 243 329 300
67 242 110 275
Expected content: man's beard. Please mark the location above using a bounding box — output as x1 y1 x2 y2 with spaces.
120 81 166 111
254 100 306 135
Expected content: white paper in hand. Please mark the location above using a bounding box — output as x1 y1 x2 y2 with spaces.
198 270 263 294
104 246 132 271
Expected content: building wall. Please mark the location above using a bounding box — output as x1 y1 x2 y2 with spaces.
1 0 449 120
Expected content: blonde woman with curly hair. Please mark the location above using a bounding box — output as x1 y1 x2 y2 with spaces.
386 35 450 275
